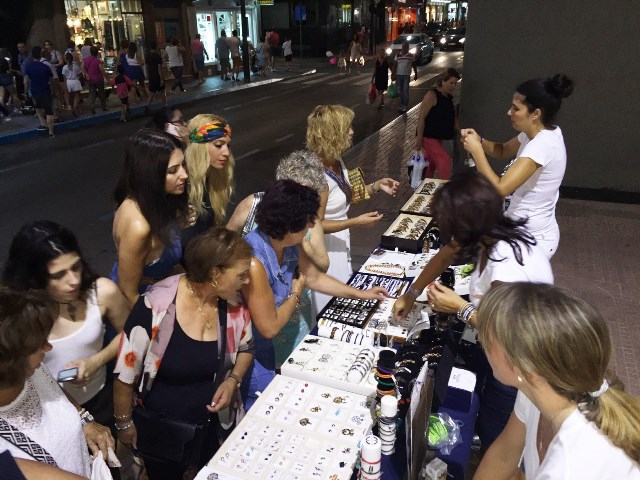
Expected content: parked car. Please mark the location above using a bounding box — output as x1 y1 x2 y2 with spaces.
385 34 434 64
439 27 466 51
425 22 446 46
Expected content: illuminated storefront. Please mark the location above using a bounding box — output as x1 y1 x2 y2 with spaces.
193 0 259 65
64 0 145 55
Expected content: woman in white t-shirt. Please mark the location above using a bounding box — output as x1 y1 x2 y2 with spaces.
474 283 640 479
461 74 574 259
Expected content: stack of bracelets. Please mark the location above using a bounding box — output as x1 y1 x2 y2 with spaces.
347 348 376 384
457 301 476 324
379 395 398 455
375 350 397 399
358 434 382 480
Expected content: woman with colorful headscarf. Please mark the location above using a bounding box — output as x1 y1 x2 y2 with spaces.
183 114 234 248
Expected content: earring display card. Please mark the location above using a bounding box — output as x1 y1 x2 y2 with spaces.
365 300 431 340
414 178 448 196
281 334 387 396
317 272 410 328
199 376 375 480
400 193 434 217
381 214 433 253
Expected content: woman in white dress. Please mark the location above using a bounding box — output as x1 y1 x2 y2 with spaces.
306 104 399 312
0 287 115 477
474 283 640 479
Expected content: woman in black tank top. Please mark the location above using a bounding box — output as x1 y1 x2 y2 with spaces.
414 68 461 179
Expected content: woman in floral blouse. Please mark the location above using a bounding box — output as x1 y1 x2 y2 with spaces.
112 227 254 480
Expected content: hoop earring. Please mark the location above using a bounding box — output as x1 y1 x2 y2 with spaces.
211 279 218 289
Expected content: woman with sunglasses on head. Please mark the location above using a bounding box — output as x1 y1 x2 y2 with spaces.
110 129 190 306
461 74 574 259
182 114 234 248
474 283 640 479
113 228 254 480
306 104 399 312
2 221 130 438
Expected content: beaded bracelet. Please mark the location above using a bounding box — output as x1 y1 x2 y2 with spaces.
114 413 132 421
286 292 300 307
114 421 134 431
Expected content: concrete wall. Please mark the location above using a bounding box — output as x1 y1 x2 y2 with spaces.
459 0 640 193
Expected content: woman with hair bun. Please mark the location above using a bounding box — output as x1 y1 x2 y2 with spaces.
474 282 640 479
461 74 574 258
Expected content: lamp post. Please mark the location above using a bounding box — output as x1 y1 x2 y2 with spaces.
239 0 251 83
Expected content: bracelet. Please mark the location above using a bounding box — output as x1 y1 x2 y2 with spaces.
114 413 132 421
228 372 242 389
370 182 380 193
79 408 95 427
457 302 476 323
286 292 300 307
406 286 422 298
114 421 134 431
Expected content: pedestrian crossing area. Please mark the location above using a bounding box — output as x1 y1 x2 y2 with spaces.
283 71 441 89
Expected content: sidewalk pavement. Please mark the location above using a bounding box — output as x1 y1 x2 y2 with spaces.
0 57 329 145
343 104 640 401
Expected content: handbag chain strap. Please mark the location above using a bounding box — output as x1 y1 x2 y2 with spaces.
0 417 58 467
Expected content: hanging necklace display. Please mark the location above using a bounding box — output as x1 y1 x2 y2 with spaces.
364 263 406 278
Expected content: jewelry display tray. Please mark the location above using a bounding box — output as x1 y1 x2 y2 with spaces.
414 177 448 196
381 213 434 253
400 192 434 217
199 375 375 480
317 272 410 328
281 334 387 396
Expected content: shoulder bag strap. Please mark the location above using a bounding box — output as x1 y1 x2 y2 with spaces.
0 417 58 467
214 299 228 390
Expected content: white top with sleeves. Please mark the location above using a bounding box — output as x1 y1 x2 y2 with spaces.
44 285 106 405
469 239 553 306
0 366 91 477
513 392 640 479
506 128 566 235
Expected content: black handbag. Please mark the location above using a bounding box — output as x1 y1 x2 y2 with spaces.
132 406 208 465
132 299 228 466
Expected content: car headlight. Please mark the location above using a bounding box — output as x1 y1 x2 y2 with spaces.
409 47 417 54
459 38 466 43
440 38 446 44
385 47 392 54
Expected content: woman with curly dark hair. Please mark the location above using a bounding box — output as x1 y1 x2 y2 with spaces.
240 180 389 408
393 172 554 448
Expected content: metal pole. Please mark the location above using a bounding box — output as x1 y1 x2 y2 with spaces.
240 0 251 83
298 2 302 69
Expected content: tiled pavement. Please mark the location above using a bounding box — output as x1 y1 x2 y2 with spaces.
343 104 640 399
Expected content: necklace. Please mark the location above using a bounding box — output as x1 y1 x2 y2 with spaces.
63 302 77 321
364 263 406 278
186 280 217 330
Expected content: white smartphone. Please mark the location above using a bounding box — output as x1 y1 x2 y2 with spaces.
57 367 79 382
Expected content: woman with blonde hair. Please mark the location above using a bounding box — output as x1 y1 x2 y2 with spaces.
474 282 640 479
183 113 234 247
306 104 399 312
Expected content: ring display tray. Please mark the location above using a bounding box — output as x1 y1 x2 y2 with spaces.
317 272 410 328
400 193 434 216
414 178 448 196
381 214 433 253
199 376 375 480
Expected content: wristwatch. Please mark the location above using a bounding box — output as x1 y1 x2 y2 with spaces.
79 408 95 427
228 373 242 390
